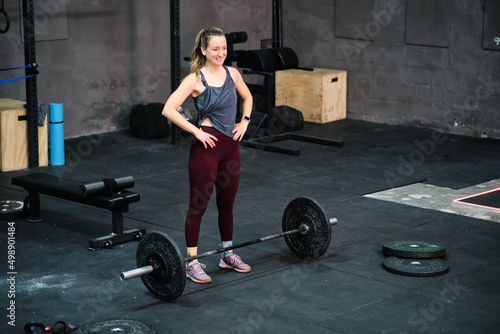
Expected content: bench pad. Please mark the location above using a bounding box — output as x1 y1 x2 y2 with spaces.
12 173 140 210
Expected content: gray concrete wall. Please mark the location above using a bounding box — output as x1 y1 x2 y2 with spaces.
282 0 500 139
0 0 270 139
1 0 499 139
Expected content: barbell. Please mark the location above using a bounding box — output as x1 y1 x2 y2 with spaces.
120 197 338 301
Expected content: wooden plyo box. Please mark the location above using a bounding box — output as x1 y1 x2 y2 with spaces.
275 68 347 123
0 98 48 172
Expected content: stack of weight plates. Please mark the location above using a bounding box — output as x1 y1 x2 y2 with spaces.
382 241 449 277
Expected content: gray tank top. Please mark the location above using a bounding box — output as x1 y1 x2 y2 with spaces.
193 66 237 137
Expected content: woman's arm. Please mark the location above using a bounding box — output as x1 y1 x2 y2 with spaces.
229 67 253 141
162 74 218 148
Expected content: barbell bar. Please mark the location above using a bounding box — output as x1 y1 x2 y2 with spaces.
121 217 337 281
120 197 338 301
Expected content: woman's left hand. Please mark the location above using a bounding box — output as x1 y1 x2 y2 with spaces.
232 121 249 141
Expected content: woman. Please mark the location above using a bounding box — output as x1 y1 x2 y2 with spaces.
162 27 253 284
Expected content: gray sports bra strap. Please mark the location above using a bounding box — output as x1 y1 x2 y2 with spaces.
199 71 207 86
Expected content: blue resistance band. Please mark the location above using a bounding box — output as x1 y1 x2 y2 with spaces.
0 65 32 72
0 74 36 84
0 65 38 84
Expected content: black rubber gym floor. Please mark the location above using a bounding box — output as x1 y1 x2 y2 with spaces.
1 119 500 333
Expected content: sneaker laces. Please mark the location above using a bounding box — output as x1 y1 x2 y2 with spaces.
227 254 242 265
191 262 207 275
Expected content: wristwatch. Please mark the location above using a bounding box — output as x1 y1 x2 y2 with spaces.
243 116 251 123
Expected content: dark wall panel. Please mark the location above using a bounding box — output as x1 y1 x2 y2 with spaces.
334 0 375 40
482 0 500 51
34 1 68 41
405 0 451 47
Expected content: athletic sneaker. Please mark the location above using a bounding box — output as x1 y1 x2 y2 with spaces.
186 262 212 283
219 254 251 273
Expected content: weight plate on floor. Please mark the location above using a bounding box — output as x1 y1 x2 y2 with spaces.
383 257 449 277
79 319 156 333
136 231 185 302
383 241 446 258
0 200 25 220
282 197 331 259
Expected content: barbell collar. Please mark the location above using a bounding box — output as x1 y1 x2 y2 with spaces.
120 265 154 281
299 223 309 235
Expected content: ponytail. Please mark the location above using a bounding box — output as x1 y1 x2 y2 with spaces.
190 27 225 77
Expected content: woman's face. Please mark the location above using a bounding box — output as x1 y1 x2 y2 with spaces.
203 35 227 67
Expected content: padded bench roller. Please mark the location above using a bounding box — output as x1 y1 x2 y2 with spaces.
11 172 146 250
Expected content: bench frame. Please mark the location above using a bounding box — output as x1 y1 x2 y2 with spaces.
12 173 146 250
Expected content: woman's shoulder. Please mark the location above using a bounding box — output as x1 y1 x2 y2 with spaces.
181 72 202 87
225 66 243 81
225 65 238 74
183 71 198 82
177 71 205 97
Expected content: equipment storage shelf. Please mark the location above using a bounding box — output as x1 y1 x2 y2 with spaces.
0 98 48 172
275 68 347 124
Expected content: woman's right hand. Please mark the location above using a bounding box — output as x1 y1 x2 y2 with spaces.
194 128 218 149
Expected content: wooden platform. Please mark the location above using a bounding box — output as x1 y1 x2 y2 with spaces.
0 98 48 172
275 68 347 124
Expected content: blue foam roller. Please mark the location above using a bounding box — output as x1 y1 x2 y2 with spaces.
49 103 65 166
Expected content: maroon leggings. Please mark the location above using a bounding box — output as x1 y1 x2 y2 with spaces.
185 126 241 247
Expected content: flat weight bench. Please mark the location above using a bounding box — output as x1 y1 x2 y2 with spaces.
11 172 146 250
